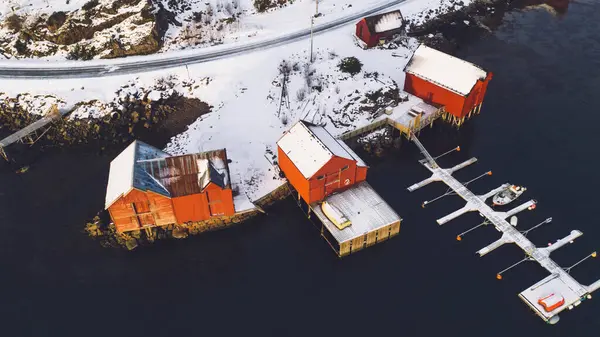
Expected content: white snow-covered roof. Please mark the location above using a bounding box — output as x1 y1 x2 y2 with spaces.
311 181 401 243
104 140 170 209
277 121 367 179
404 44 488 96
373 11 404 33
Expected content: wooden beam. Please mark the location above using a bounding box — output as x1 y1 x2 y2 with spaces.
0 146 7 161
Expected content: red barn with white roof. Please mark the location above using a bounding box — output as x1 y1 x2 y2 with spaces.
277 121 368 205
403 44 493 119
355 10 405 48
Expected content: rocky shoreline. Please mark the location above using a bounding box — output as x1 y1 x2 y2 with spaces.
1 0 530 250
409 0 543 54
0 91 211 166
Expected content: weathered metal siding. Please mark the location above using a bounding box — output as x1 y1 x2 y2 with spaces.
206 183 235 217
139 149 231 197
172 193 209 223
171 182 235 223
404 73 467 118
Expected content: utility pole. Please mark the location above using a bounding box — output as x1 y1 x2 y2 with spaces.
310 17 314 63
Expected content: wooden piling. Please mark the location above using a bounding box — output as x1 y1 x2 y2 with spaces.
0 146 7 161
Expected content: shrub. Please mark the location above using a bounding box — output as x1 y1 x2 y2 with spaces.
14 39 28 55
192 12 203 23
4 14 23 32
338 56 362 76
296 88 306 101
253 0 288 13
67 44 97 61
82 0 99 11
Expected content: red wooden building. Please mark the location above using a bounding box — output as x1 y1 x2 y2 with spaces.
403 44 493 119
276 121 368 205
104 141 235 233
355 10 404 48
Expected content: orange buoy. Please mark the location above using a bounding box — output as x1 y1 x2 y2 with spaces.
456 235 462 241
488 171 493 176
456 146 461 152
496 274 503 280
421 203 426 208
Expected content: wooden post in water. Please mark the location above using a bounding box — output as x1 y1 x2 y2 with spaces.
0 146 7 161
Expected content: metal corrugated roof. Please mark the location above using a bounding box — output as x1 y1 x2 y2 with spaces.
137 150 230 197
311 181 401 243
277 121 364 178
404 44 488 96
105 142 231 208
105 140 171 209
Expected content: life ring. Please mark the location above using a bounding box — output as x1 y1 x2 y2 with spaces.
344 179 351 186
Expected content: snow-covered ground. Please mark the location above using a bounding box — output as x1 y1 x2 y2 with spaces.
0 0 472 202
0 0 467 60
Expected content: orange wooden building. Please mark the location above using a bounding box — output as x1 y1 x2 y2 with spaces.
403 44 493 119
104 141 235 233
277 121 368 205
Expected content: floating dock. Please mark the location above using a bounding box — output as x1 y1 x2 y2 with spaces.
407 135 600 324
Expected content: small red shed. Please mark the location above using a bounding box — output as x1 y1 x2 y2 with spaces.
356 10 405 48
403 44 493 119
276 121 368 205
104 141 235 233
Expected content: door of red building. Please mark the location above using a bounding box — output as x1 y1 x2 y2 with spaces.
207 190 225 216
324 171 340 195
132 201 155 227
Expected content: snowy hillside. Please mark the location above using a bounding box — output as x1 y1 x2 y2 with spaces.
0 0 467 60
0 0 474 201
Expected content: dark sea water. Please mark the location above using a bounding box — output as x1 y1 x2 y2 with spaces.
2 2 600 336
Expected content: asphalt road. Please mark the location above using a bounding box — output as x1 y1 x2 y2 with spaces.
0 0 407 79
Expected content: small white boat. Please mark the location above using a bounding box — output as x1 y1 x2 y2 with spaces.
321 201 351 230
492 185 526 206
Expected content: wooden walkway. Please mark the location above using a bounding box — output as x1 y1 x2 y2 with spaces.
0 105 66 161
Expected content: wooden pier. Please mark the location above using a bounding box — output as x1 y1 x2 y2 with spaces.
408 135 600 324
337 99 445 142
0 104 66 161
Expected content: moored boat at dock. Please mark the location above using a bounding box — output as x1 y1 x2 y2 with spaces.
492 185 526 206
321 201 352 230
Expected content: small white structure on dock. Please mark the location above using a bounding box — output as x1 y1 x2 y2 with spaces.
407 135 600 324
